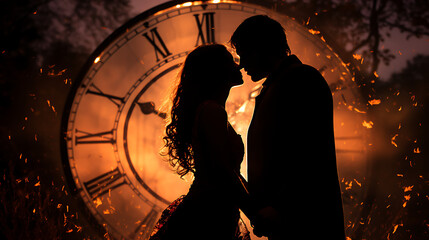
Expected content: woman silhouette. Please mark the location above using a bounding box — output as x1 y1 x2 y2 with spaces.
149 44 251 240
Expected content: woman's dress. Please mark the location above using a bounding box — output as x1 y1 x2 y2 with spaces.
150 101 250 240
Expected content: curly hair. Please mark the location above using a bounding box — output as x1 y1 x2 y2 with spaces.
163 44 234 177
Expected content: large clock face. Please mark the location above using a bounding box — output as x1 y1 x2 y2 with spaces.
62 1 369 239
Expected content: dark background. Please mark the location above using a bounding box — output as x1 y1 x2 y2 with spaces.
0 0 428 239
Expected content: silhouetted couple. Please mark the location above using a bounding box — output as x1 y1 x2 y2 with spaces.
150 15 346 240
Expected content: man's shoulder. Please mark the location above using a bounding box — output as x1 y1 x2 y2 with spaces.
267 62 331 102
270 63 324 87
285 63 321 79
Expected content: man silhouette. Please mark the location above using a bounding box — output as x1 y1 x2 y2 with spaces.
231 15 346 239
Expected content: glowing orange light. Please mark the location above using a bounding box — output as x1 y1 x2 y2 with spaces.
393 224 399 234
94 198 103 208
391 134 399 147
362 120 374 129
308 29 320 35
94 57 101 63
403 185 414 192
353 53 364 64
368 99 381 105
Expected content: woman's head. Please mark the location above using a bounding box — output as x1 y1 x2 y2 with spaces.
163 44 242 177
180 44 243 96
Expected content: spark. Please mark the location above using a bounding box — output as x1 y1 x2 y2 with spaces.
403 185 414 192
94 198 102 208
368 99 381 105
391 134 399 147
353 53 364 64
413 147 421 153
349 106 366 114
308 29 320 35
362 120 374 129
353 179 362 187
94 57 101 64
392 224 399 234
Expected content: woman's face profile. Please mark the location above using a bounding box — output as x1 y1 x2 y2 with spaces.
225 54 244 88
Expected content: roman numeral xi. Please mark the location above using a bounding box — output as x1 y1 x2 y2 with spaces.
143 27 172 62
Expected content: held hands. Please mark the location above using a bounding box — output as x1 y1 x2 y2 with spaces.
252 206 281 238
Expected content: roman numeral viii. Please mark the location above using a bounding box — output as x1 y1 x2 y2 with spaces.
84 167 126 199
194 12 215 46
75 129 115 145
143 27 172 62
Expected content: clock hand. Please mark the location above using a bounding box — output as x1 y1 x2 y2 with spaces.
137 101 167 119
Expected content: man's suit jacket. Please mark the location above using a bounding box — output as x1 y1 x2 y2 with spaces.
247 55 346 238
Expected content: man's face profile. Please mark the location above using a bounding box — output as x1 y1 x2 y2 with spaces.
236 45 270 82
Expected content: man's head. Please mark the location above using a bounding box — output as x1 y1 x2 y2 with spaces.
230 15 291 82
